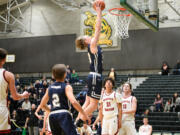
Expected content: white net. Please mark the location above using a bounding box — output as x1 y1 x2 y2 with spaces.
108 8 132 39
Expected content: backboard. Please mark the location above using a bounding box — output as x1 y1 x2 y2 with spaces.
120 0 159 31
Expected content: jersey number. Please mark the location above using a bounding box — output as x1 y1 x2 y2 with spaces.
52 94 60 107
106 102 111 107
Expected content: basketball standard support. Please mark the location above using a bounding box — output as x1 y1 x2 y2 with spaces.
0 0 31 33
120 0 159 32
164 0 180 17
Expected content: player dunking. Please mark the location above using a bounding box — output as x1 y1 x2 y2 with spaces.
0 48 30 134
38 64 90 135
99 78 122 135
75 0 103 124
118 82 137 135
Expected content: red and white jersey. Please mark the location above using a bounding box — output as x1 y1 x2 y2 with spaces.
139 124 152 135
122 96 135 121
0 68 8 107
100 91 122 119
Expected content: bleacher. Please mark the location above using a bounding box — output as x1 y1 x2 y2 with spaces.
134 75 180 133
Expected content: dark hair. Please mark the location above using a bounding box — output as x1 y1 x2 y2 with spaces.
122 82 132 90
143 117 148 120
103 77 115 88
52 64 66 80
156 93 161 100
0 48 8 61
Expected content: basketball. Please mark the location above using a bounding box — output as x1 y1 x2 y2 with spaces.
93 0 105 11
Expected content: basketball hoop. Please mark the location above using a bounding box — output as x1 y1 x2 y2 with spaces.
108 8 132 39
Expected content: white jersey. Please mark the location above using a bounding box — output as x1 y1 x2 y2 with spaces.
100 91 122 119
122 96 135 121
139 124 152 135
0 68 10 132
0 68 8 107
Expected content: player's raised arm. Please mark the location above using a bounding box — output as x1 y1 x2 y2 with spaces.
65 84 91 124
39 88 50 112
90 2 102 54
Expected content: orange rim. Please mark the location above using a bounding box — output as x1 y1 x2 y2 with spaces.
108 8 131 16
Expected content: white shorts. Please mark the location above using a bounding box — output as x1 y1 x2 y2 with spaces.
102 116 118 135
118 120 136 135
0 107 11 134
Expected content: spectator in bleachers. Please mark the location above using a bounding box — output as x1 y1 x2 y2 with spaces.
21 98 31 111
172 92 180 112
66 65 72 73
42 80 48 90
11 110 22 133
25 104 39 135
41 76 47 84
77 85 88 97
71 69 79 84
164 98 173 112
77 93 86 106
15 74 20 86
30 94 39 105
139 117 152 135
173 60 180 75
65 68 71 83
154 93 163 112
38 88 45 100
108 68 117 81
141 109 150 117
34 80 42 90
28 84 36 95
16 85 23 94
80 123 93 135
161 61 170 75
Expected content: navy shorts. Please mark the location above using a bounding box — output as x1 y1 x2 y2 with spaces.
49 110 77 135
87 73 102 100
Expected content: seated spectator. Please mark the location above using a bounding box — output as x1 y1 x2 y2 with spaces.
164 98 173 112
141 109 150 117
76 85 88 98
22 98 31 111
139 117 152 135
71 69 79 84
80 123 92 135
108 68 117 81
172 92 180 112
161 61 169 75
173 60 180 75
77 93 86 106
154 93 163 112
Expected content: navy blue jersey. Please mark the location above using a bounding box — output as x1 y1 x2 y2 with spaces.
48 82 70 111
88 44 103 74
